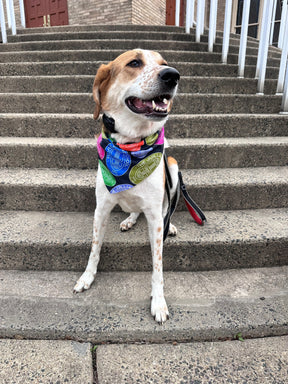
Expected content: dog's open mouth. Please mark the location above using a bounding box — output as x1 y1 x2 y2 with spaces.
125 95 171 118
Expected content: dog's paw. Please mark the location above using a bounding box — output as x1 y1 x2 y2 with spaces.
151 296 169 324
73 270 95 293
168 223 177 236
120 213 138 232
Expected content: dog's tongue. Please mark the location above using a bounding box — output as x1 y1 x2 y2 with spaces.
133 97 168 111
133 98 152 109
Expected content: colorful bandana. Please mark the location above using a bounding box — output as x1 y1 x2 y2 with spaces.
97 127 165 194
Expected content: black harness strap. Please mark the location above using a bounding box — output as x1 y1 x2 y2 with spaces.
102 114 118 134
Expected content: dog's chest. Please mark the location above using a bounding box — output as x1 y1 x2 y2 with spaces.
109 159 165 213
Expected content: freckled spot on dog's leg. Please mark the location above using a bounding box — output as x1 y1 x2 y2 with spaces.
157 227 161 233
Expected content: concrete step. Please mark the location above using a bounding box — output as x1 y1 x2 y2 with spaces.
0 93 283 114
5 29 254 46
97 336 288 383
0 75 278 94
0 339 93 384
0 208 287 272
12 24 279 51
8 30 249 44
0 61 279 79
0 166 287 212
0 267 287 342
1 137 287 169
0 49 280 68
0 39 277 59
7 30 202 42
1 113 287 138
15 24 186 34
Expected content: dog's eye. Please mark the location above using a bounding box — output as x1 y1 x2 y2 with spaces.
127 59 143 68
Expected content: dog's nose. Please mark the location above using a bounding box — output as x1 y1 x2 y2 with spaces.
158 67 180 88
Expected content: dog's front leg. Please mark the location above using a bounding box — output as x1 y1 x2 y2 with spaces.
73 204 112 293
146 211 169 324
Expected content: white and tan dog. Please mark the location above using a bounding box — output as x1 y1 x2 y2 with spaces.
73 49 180 324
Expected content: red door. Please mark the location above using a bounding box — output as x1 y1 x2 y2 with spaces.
166 0 185 26
24 0 68 28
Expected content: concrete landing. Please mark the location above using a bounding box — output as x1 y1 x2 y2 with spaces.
97 336 288 383
0 339 93 383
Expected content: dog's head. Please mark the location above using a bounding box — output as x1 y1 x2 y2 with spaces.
93 49 180 140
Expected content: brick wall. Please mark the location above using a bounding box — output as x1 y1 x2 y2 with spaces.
68 0 132 26
132 0 166 25
68 0 165 26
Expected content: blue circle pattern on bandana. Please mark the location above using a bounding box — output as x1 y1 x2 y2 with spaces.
105 143 131 176
98 127 164 194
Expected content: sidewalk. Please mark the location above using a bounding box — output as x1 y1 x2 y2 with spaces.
1 336 287 383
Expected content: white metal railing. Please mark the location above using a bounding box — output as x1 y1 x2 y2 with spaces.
178 0 288 114
0 0 25 43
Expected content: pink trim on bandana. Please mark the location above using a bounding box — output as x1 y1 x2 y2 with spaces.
155 127 165 145
97 134 105 160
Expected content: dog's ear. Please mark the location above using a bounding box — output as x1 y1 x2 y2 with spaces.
92 63 112 120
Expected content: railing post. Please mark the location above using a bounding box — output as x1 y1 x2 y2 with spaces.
278 0 287 49
196 0 205 42
269 0 277 46
221 0 232 64
238 0 251 78
0 0 8 43
19 0 26 28
208 0 218 52
190 0 195 28
186 0 192 33
175 0 180 27
5 0 11 27
276 8 288 94
256 0 275 94
7 0 16 35
281 60 288 113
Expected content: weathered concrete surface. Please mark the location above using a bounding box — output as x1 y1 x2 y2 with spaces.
0 75 277 94
0 209 287 272
0 166 287 211
1 136 287 169
0 92 282 114
0 267 287 343
97 336 288 384
0 339 93 383
0 113 287 139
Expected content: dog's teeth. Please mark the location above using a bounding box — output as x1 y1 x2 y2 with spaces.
143 101 146 105
163 98 168 105
152 100 156 110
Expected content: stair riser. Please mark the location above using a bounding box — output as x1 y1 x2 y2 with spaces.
0 40 280 61
1 115 287 138
0 94 282 114
14 25 185 34
6 31 260 48
0 50 280 67
1 238 287 272
0 183 286 212
1 143 287 169
0 76 277 95
0 62 279 79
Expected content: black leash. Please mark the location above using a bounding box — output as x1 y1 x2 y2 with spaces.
163 153 206 241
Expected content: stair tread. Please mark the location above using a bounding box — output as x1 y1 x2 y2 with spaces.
1 266 287 342
0 166 286 186
1 208 287 245
1 135 288 145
